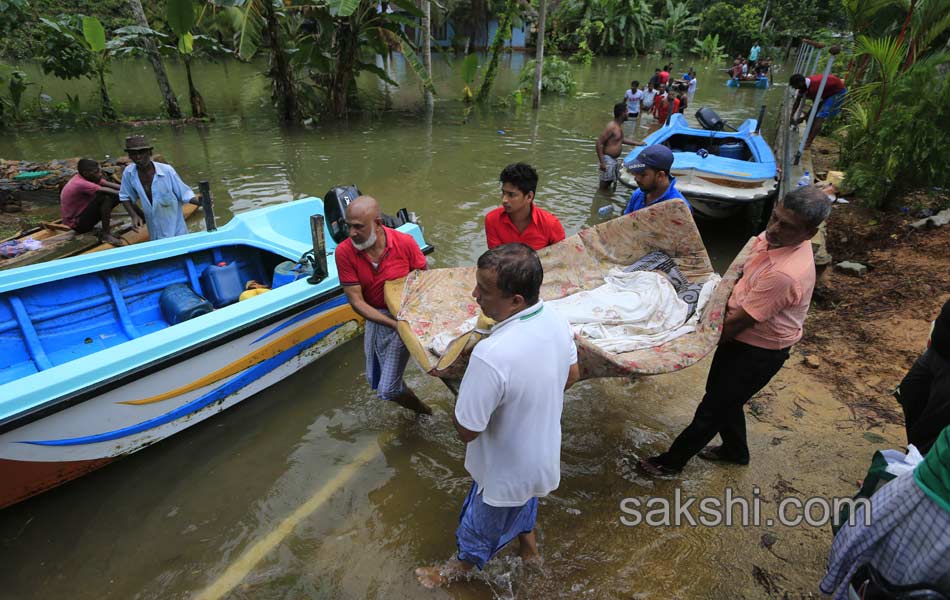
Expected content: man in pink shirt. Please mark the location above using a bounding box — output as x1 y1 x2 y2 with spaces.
60 158 143 245
639 185 832 476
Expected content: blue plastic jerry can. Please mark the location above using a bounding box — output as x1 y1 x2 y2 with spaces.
200 261 243 308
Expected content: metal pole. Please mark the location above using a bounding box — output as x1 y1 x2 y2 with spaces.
793 42 806 74
795 48 838 164
754 104 766 134
794 45 806 75
810 47 824 75
308 214 328 284
198 181 216 232
783 90 793 193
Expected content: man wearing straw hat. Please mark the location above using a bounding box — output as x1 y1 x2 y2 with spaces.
119 135 198 241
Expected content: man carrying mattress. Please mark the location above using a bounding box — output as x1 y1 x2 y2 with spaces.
335 195 432 415
416 243 579 588
639 185 831 476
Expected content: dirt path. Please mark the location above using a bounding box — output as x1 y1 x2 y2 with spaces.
742 196 950 596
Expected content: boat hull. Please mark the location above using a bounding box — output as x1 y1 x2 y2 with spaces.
0 296 362 508
726 77 769 89
0 197 431 508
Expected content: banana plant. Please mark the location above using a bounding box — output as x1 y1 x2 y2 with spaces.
39 15 118 120
167 0 211 118
293 0 436 116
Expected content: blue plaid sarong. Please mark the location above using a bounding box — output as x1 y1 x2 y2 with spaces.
364 314 410 401
455 482 538 570
820 470 950 598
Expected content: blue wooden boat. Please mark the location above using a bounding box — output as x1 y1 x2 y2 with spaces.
0 197 430 508
726 76 769 89
618 113 777 219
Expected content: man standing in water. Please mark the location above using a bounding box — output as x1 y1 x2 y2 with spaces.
623 80 644 120
119 136 198 240
335 195 432 415
485 163 565 250
596 102 645 190
638 186 831 476
415 243 579 588
622 144 691 214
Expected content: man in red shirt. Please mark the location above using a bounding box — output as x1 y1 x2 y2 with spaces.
484 163 565 251
60 158 143 246
335 195 431 414
789 73 847 149
652 84 671 123
638 185 832 476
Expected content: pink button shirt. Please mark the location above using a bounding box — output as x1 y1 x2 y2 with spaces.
727 232 816 350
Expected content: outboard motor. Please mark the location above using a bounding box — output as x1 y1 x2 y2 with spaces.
324 184 362 244
324 185 419 245
695 106 726 131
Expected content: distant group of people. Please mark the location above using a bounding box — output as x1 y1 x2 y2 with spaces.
59 135 198 245
730 42 772 80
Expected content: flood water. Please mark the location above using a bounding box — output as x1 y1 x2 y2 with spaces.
1 55 790 598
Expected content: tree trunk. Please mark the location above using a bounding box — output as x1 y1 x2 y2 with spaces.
263 0 299 123
331 14 361 118
127 0 182 119
758 0 769 33
422 0 433 109
476 0 515 103
532 0 547 109
184 58 207 118
97 68 117 121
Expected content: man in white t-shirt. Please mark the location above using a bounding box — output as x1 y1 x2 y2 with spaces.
415 243 579 588
641 82 658 112
624 80 644 119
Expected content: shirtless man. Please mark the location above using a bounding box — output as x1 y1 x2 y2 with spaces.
596 102 645 190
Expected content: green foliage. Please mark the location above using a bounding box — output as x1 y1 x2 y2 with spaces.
460 53 479 102
166 0 196 37
0 0 161 59
38 15 94 80
656 0 699 53
839 52 950 208
39 14 117 119
0 65 30 124
517 56 575 95
550 0 656 56
0 0 29 33
692 33 727 62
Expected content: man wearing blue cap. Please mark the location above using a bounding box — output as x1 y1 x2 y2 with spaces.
622 145 692 214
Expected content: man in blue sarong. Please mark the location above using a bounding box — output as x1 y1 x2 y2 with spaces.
415 243 579 588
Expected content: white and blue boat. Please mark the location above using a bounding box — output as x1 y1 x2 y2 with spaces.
726 76 769 89
0 197 430 508
618 112 777 219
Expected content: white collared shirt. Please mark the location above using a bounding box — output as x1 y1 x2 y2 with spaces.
119 161 195 240
454 300 578 507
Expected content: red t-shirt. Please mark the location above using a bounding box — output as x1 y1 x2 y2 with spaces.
484 204 565 251
335 227 427 309
654 95 671 122
804 74 845 99
658 71 670 85
60 174 105 228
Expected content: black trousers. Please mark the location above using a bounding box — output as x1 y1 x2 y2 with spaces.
657 340 790 471
896 348 950 454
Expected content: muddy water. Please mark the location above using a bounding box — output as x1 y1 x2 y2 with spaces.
0 56 795 598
